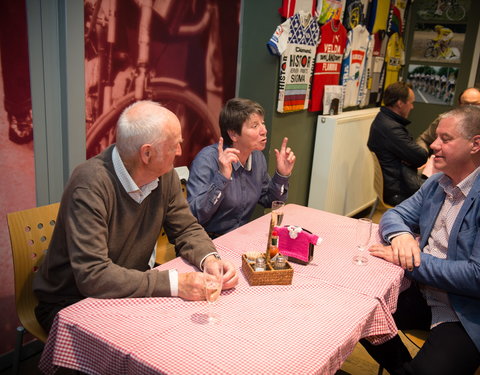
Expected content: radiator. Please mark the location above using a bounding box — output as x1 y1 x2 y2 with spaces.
308 108 379 217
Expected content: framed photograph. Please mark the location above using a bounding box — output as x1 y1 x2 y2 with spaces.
407 64 459 105
323 85 343 115
416 0 470 23
410 23 466 64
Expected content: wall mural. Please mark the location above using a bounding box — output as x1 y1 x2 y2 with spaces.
0 0 36 355
84 0 240 167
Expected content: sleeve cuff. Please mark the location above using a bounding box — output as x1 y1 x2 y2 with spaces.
274 170 291 180
386 231 411 244
169 269 178 297
200 252 221 271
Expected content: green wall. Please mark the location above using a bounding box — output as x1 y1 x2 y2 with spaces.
237 2 318 209
237 1 480 215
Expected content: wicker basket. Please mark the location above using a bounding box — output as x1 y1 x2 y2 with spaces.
242 254 293 286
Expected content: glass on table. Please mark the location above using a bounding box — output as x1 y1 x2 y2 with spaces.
271 200 285 226
204 260 223 324
352 218 372 266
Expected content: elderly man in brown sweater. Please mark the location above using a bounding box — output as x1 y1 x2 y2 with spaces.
33 100 238 332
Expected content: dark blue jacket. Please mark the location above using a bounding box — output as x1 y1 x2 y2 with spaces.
368 107 428 201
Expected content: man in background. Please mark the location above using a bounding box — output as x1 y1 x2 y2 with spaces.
368 81 428 206
417 87 480 153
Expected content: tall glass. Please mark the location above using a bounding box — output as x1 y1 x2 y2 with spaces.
204 260 223 324
352 218 372 266
271 201 285 226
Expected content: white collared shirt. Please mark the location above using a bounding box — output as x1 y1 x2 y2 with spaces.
421 167 480 328
112 146 159 204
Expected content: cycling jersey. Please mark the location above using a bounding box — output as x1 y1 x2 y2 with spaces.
268 11 320 113
383 32 404 91
279 0 317 18
342 0 366 31
317 0 346 25
309 18 348 112
369 30 389 105
341 24 371 108
368 0 391 34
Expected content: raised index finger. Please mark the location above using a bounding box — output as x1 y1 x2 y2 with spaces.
280 137 288 153
218 137 224 154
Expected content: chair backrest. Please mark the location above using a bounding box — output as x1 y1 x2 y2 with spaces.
7 202 60 342
175 166 188 199
403 329 428 349
370 152 393 209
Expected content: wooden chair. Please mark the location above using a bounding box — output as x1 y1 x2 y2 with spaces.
403 329 428 349
368 152 394 219
7 202 60 374
155 167 189 265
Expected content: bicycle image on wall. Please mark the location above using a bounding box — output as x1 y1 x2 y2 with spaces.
416 0 469 22
407 64 459 106
84 0 240 166
410 23 466 64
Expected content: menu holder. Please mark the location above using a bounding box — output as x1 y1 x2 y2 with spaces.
241 254 293 286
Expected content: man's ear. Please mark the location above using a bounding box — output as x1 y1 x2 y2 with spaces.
227 129 238 143
140 144 152 164
396 99 406 109
471 135 480 154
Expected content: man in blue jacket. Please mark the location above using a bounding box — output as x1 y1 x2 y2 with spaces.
363 105 480 375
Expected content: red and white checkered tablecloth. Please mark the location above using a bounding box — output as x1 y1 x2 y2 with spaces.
39 205 406 375
214 204 409 317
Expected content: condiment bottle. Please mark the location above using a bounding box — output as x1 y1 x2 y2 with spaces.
269 230 279 258
255 256 266 271
274 254 287 269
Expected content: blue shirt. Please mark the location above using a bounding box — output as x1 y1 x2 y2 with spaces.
187 143 289 235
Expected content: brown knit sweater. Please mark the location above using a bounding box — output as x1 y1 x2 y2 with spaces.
33 146 216 305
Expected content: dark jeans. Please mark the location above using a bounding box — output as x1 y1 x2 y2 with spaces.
35 298 82 333
361 283 480 375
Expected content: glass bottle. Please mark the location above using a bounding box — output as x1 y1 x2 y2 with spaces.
269 230 279 259
255 256 266 271
274 254 287 269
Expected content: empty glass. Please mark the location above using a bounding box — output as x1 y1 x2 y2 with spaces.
352 218 372 266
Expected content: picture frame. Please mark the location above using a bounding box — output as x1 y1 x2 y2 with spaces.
410 23 466 64
407 64 459 105
416 0 470 23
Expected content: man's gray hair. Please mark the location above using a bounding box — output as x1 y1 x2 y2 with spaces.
439 105 480 139
116 100 167 160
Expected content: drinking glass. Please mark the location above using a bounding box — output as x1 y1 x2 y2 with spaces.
352 218 372 266
271 200 285 226
204 260 223 324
